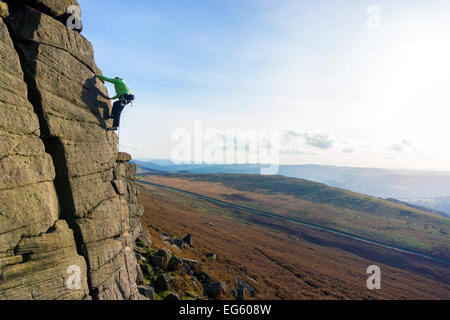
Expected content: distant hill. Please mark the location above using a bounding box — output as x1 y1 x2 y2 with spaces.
398 197 450 218
134 160 450 216
385 198 450 218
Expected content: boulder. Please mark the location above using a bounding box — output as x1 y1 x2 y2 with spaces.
144 265 155 278
136 264 144 285
236 288 245 300
237 277 256 297
160 234 170 241
150 255 165 268
156 274 170 291
137 285 155 300
205 282 227 299
135 253 147 263
206 253 217 261
194 271 212 285
174 239 184 249
165 238 175 245
156 249 171 260
117 152 132 163
185 291 198 299
182 258 200 273
183 233 194 247
168 256 183 271
184 264 193 276
164 292 180 300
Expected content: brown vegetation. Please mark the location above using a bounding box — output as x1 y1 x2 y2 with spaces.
139 183 450 300
139 173 450 260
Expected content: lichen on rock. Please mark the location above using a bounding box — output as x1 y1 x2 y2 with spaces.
0 2 9 17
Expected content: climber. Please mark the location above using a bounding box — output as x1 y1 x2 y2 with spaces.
97 75 135 131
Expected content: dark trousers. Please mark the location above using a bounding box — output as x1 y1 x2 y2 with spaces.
111 100 126 128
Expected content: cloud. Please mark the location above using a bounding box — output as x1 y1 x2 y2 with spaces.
284 130 303 139
388 139 412 152
119 143 145 152
401 139 412 147
389 144 403 152
282 130 304 144
304 133 334 149
342 148 355 153
280 148 317 155
282 130 334 150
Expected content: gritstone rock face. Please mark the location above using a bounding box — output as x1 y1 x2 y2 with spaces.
0 0 143 300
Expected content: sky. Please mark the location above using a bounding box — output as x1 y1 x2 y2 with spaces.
79 0 450 171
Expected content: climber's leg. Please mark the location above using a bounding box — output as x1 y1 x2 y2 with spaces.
110 100 121 119
113 110 122 127
109 100 125 130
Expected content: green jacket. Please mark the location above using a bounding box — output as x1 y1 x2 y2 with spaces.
98 75 132 100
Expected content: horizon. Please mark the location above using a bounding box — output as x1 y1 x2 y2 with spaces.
79 0 450 171
134 157 450 174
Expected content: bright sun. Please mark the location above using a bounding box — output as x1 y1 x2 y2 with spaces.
370 30 450 152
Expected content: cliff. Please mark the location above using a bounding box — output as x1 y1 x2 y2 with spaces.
0 0 144 300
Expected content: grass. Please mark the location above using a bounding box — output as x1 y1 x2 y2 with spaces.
139 172 450 261
138 183 450 300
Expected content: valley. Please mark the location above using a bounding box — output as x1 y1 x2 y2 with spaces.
137 173 450 299
138 172 450 261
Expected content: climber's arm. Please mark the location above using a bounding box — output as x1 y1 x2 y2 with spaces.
97 75 121 99
97 75 121 85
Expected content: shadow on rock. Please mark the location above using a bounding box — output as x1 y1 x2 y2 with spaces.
82 76 110 128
